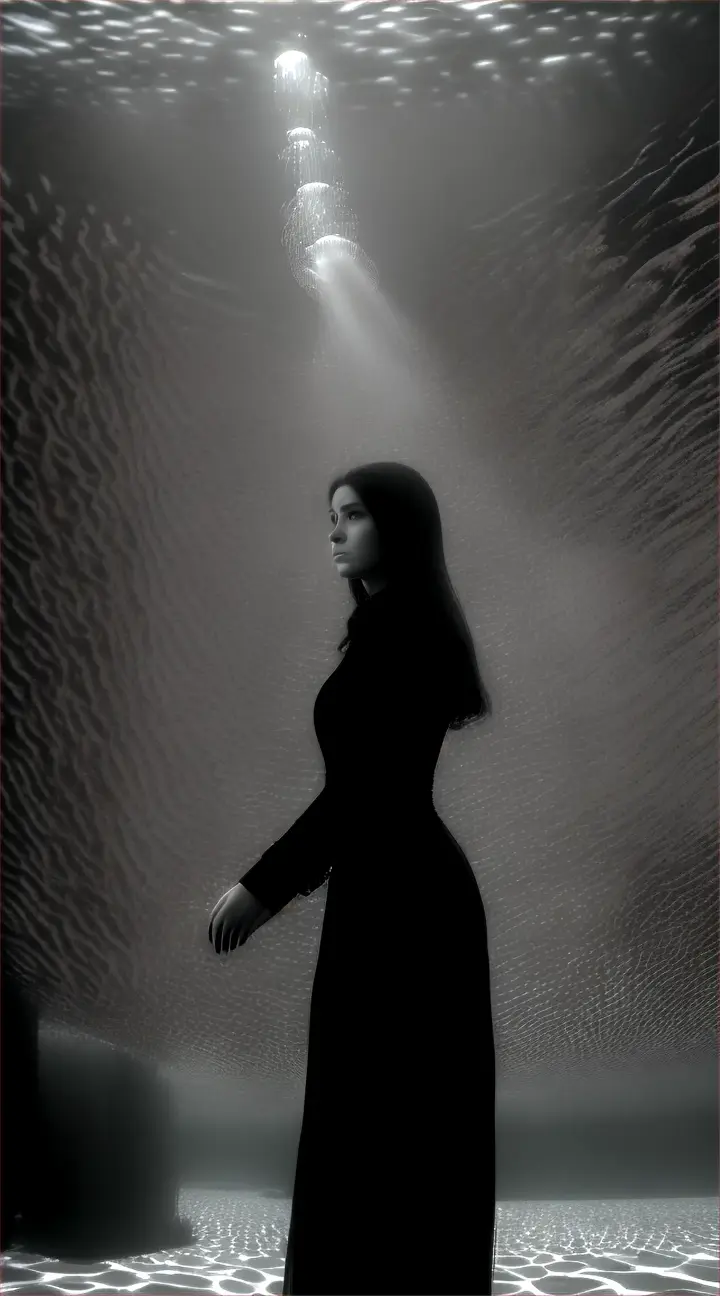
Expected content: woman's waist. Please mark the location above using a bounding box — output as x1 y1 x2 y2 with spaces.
329 801 440 836
324 800 466 854
325 776 438 809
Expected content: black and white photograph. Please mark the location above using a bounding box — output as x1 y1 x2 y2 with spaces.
1 2 717 1294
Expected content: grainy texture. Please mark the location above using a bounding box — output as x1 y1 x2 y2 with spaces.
2 0 716 1190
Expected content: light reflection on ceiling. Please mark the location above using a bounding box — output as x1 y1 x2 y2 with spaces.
0 0 711 113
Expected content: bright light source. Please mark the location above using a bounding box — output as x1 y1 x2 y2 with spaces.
274 50 308 75
309 234 357 279
297 181 331 198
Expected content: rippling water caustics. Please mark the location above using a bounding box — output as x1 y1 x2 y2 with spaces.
2 1192 719 1295
0 0 715 109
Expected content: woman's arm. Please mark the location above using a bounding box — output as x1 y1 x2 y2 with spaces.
238 785 339 917
239 621 452 919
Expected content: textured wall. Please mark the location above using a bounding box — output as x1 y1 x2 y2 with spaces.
2 3 717 1182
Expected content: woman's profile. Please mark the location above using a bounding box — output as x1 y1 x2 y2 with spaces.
208 461 496 1296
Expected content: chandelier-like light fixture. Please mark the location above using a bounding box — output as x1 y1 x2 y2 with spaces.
273 46 377 299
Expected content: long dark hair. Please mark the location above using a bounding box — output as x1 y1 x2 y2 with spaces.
328 461 492 730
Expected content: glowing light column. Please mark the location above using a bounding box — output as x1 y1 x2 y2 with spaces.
273 48 377 298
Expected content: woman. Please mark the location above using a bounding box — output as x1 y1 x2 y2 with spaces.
208 462 496 1296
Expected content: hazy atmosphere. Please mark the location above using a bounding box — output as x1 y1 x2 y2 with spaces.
2 2 717 1293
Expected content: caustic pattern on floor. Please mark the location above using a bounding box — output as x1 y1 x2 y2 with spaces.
1 1190 717 1296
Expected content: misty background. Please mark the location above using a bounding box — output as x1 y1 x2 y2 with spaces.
1 1 717 1284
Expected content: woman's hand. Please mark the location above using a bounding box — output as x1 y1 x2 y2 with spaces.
208 883 273 955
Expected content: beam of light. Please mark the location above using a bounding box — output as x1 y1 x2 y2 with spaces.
273 48 328 132
282 182 358 258
281 129 340 189
273 47 377 300
307 235 377 288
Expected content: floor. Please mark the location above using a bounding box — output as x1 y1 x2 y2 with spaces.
1 1190 717 1295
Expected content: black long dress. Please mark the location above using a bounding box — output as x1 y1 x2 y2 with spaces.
240 584 496 1296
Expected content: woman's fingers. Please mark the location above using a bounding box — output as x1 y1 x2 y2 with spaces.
208 893 227 928
208 895 228 944
212 919 248 954
209 897 260 954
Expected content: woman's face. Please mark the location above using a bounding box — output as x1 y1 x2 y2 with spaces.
329 485 384 588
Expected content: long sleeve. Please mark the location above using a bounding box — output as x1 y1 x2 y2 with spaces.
239 597 456 918
239 785 340 917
